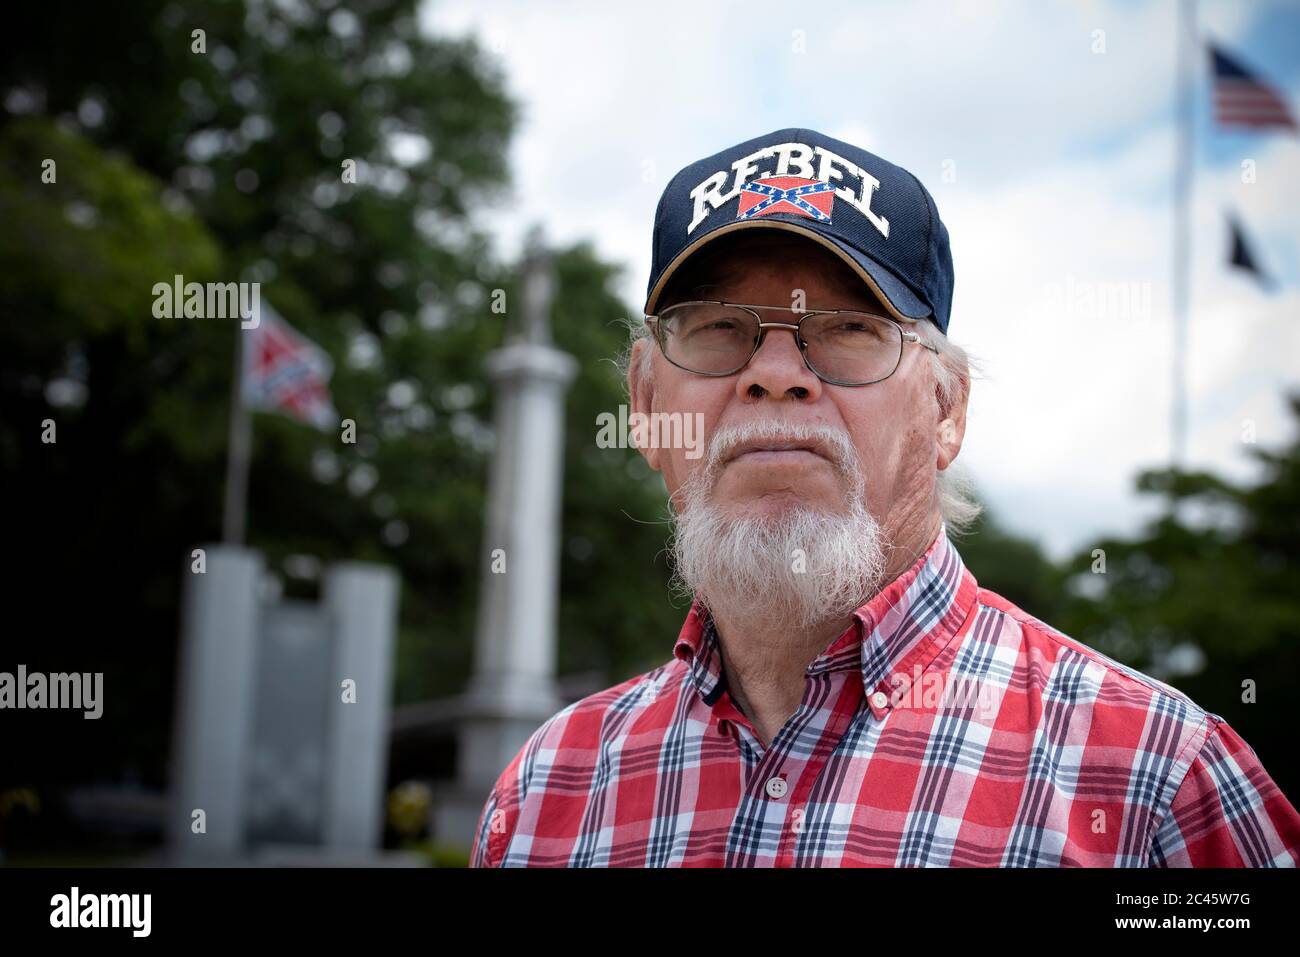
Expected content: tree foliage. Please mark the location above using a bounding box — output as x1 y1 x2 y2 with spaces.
0 1 679 804
1053 396 1300 798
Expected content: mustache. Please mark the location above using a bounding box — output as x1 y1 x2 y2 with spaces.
697 420 863 491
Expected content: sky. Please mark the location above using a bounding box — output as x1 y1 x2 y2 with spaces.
420 0 1300 559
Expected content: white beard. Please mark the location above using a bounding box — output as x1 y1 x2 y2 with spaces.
668 420 889 636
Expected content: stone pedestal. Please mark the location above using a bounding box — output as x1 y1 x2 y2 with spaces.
167 547 401 864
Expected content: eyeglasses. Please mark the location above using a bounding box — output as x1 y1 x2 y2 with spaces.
644 300 938 387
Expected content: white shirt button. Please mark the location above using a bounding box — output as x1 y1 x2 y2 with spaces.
870 691 890 710
765 776 788 799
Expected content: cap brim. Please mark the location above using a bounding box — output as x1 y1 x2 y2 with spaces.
643 219 932 323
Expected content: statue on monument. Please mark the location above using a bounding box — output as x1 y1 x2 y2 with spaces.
513 225 555 346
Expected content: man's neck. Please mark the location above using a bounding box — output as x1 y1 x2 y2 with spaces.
711 610 852 748
709 513 943 749
881 511 943 587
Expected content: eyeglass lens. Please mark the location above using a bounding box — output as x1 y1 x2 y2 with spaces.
656 303 903 384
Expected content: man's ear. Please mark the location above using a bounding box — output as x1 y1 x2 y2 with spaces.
935 369 969 471
628 337 663 472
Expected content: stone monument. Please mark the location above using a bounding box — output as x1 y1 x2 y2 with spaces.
431 229 578 849
167 546 407 865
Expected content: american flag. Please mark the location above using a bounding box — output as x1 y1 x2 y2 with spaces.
241 301 338 430
1209 44 1297 130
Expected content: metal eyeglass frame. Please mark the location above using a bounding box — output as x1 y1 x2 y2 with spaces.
644 300 939 387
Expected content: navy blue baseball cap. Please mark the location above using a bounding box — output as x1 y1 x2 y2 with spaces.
644 127 954 335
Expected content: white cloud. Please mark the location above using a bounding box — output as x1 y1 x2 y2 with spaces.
420 0 1299 560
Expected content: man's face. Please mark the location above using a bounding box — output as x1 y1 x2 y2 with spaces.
632 234 956 544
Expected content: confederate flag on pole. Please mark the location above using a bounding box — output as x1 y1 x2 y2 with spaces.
241 300 338 430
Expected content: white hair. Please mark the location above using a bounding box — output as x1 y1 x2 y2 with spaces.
613 313 987 536
670 419 888 634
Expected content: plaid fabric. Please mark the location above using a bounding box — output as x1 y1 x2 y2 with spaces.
470 524 1300 867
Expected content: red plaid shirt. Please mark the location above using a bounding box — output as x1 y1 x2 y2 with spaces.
470 524 1300 867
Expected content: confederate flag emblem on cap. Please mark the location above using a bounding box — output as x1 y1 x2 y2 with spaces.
736 175 835 224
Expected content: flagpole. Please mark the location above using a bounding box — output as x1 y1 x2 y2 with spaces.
222 322 252 544
1171 0 1197 468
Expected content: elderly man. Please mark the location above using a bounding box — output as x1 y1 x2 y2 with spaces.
471 128 1300 867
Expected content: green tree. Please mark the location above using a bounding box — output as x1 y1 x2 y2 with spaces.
0 0 682 825
1054 395 1300 799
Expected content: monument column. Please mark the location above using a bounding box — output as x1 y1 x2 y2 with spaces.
438 231 578 845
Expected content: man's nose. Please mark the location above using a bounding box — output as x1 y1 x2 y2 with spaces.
735 325 823 401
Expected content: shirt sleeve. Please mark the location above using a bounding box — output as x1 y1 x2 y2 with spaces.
468 748 529 867
1149 717 1300 867
468 785 502 868
466 708 569 867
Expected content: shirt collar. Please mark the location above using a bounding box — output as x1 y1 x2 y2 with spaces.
672 521 979 717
